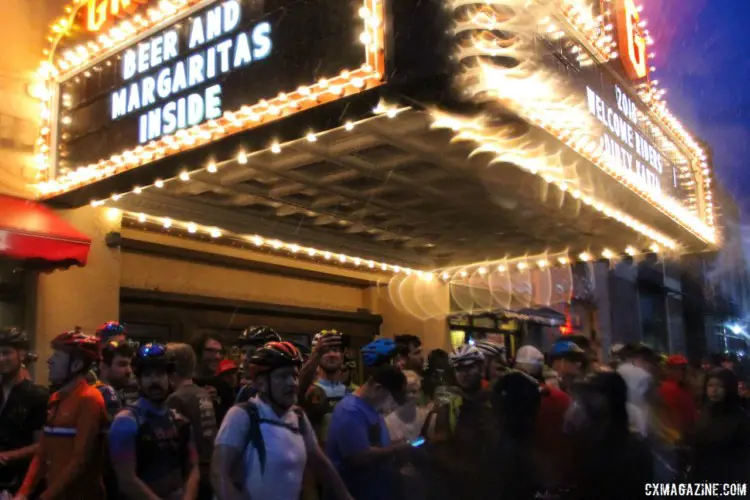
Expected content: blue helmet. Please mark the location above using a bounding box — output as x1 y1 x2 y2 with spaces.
361 338 397 367
548 340 585 359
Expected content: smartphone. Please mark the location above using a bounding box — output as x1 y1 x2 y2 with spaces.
409 437 426 448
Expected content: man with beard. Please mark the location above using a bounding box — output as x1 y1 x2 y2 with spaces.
0 328 48 497
212 341 352 500
302 330 352 448
234 326 282 404
394 335 424 373
109 343 199 500
190 333 234 425
93 341 135 419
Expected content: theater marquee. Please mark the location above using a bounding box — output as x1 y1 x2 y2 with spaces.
40 0 385 193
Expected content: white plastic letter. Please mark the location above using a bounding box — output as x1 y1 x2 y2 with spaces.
163 30 179 61
123 49 137 80
189 17 205 49
188 53 206 87
127 82 141 113
205 84 222 119
137 41 150 74
111 88 127 119
215 39 233 73
172 61 188 94
251 22 272 60
141 76 157 107
163 101 178 135
206 5 223 42
233 32 252 67
156 68 172 99
150 35 163 68
223 0 241 33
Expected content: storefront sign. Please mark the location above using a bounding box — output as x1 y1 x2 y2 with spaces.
586 84 674 193
109 1 272 143
55 0 375 173
616 0 649 80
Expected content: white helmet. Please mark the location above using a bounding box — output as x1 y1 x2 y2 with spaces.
474 339 507 363
449 344 484 368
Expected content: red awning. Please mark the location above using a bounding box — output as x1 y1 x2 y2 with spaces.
0 195 91 269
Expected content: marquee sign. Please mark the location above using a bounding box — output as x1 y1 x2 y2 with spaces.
616 0 649 80
46 0 385 190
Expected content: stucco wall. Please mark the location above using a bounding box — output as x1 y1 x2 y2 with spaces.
33 206 122 380
121 252 369 312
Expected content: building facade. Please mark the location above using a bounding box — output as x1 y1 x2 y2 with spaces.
0 0 736 379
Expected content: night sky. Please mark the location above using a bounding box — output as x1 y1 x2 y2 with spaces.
642 1 750 214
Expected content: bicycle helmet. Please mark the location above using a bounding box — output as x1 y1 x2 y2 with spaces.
132 343 174 376
0 327 29 349
449 344 485 369
610 343 625 359
312 329 343 349
236 326 282 347
474 339 507 361
548 340 585 360
51 330 101 362
361 338 397 367
248 341 303 379
95 321 126 340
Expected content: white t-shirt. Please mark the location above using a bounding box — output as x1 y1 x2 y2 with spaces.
385 406 429 442
214 396 317 500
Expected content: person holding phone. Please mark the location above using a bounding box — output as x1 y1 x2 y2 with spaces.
385 370 429 500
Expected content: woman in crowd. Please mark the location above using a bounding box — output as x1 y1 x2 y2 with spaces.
689 368 750 482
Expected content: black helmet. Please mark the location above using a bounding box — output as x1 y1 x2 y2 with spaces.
237 326 282 347
247 341 303 379
0 327 29 349
132 343 174 376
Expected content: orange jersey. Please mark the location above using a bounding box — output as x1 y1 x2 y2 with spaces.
20 377 107 500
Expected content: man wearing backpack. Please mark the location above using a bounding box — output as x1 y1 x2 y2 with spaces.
109 343 199 500
212 341 353 500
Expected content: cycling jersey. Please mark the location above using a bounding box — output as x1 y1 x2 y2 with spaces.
109 398 197 500
19 378 107 500
0 376 48 494
92 381 121 420
303 379 351 444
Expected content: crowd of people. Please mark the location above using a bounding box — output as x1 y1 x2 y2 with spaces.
0 323 748 500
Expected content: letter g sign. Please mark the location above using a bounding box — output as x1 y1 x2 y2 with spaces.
617 0 648 80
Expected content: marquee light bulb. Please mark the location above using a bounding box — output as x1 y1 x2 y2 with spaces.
207 161 218 173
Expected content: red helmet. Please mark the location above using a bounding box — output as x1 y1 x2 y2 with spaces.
665 354 688 366
51 331 101 362
248 341 302 379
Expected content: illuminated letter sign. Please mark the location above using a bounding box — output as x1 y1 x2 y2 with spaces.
617 0 648 80
87 0 143 32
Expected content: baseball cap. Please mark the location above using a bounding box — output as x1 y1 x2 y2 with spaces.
515 345 544 367
216 359 239 376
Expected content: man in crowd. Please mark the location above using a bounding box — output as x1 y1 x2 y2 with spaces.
474 339 508 386
18 331 107 500
109 343 199 500
659 354 697 438
190 333 234 425
302 330 351 447
394 334 424 373
216 359 239 394
92 340 135 419
514 345 573 488
326 362 408 500
234 326 282 404
0 328 48 497
548 341 588 393
166 343 217 500
90 322 139 407
212 341 352 500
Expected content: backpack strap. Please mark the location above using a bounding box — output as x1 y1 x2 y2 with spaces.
238 402 267 475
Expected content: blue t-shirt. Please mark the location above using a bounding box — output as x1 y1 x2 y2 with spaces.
325 394 394 500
